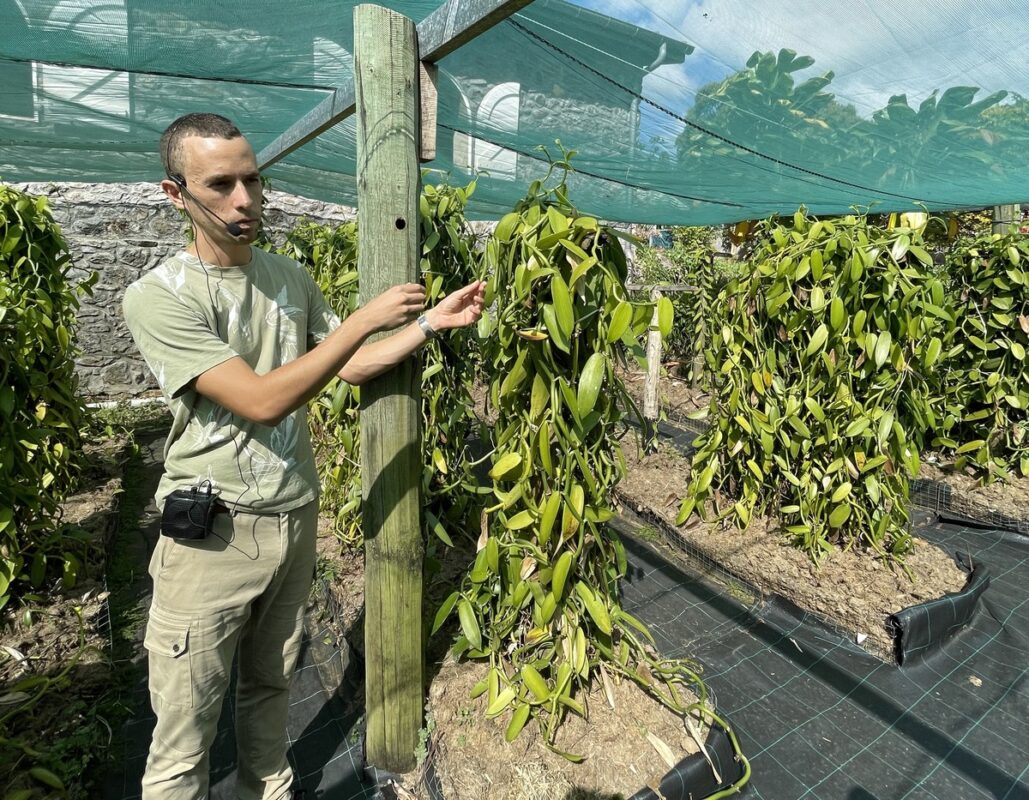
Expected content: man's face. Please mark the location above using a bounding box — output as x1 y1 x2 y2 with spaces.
171 135 263 244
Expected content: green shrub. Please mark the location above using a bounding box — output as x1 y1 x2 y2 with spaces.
678 210 950 562
275 218 363 542
935 231 1029 479
0 184 94 608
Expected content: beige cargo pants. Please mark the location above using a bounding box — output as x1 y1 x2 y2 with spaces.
141 499 319 800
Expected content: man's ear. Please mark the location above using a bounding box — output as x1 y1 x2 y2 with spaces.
161 176 187 210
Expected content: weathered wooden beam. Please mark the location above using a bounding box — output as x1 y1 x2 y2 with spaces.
419 62 438 163
257 88 355 169
355 4 423 774
643 287 662 444
257 0 534 168
993 204 1021 235
416 0 535 62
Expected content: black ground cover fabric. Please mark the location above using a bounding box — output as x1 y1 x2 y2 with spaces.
105 424 1028 799
888 553 991 666
629 722 747 800
614 511 1029 799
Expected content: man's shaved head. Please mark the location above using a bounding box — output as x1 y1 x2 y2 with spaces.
160 113 243 179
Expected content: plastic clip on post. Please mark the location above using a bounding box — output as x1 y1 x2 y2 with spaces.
161 482 220 540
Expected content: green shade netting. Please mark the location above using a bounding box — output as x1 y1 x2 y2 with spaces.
2 0 1027 224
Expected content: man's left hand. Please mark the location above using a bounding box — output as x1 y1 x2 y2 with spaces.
426 280 486 332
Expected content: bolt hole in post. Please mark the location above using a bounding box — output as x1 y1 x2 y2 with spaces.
395 217 407 230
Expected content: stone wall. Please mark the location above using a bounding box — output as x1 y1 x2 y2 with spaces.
15 182 355 399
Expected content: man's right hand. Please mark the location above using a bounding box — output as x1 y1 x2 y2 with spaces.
357 283 426 333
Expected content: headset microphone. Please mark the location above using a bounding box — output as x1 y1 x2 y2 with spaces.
169 174 246 237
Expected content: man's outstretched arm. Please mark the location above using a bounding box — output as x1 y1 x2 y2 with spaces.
193 283 425 426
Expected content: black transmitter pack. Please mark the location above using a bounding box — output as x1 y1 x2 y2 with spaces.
161 482 221 540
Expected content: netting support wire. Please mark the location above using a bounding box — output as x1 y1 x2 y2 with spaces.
257 0 535 169
505 19 954 208
0 55 333 92
435 123 745 209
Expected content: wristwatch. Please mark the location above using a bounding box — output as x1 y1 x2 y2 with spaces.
417 313 437 340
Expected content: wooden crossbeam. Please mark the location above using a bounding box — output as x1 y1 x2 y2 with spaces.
257 0 535 168
256 88 355 169
416 0 535 62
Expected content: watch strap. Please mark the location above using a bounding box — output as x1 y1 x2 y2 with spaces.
417 313 437 339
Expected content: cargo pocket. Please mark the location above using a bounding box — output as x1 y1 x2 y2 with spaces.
144 608 193 709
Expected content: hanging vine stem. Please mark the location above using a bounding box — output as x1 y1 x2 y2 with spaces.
687 706 753 798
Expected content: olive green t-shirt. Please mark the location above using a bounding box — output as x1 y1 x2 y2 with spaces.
122 247 340 513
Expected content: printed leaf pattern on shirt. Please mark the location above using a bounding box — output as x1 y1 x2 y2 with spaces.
266 284 306 363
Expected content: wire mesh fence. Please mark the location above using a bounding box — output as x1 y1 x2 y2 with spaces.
646 409 1029 538
909 478 1029 537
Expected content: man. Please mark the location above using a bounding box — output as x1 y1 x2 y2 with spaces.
122 113 485 799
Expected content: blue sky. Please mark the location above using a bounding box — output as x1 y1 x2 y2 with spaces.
566 0 1029 149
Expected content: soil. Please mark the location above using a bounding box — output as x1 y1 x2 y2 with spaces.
617 366 709 424
615 434 969 662
316 523 717 800
314 516 365 640
0 434 134 796
424 659 706 800
469 381 498 427
1 437 131 674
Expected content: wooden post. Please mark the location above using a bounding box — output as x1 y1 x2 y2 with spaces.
993 204 1021 235
354 3 423 773
690 324 706 391
643 287 662 446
